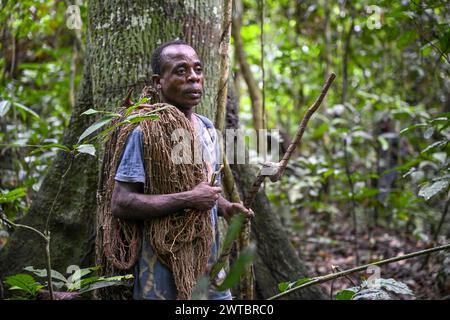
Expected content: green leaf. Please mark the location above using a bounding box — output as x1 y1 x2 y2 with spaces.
5 273 44 296
30 143 71 155
78 116 115 143
400 123 428 135
418 180 449 201
421 140 447 154
23 266 68 283
123 114 159 124
336 289 357 300
277 278 312 293
221 214 246 251
294 278 312 287
124 97 149 117
377 136 389 151
278 282 290 292
77 274 133 294
0 187 27 204
81 109 120 117
76 144 96 157
67 268 97 291
0 100 11 117
216 243 256 291
13 102 40 119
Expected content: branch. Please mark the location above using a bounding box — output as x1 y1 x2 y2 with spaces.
214 0 232 132
268 243 450 300
0 211 54 300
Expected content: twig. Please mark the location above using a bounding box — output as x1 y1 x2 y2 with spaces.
214 0 232 132
343 135 360 265
268 243 450 300
0 211 54 300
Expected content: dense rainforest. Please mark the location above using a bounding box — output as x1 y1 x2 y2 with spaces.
0 0 449 301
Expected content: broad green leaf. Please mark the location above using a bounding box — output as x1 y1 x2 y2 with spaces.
77 274 133 294
216 243 256 291
5 273 43 296
221 213 246 251
209 213 247 278
23 266 68 283
72 273 133 291
418 180 449 201
76 144 96 157
78 116 115 143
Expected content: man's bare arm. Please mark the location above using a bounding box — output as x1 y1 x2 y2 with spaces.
111 181 222 220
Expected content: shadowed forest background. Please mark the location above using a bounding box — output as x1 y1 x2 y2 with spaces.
0 0 449 300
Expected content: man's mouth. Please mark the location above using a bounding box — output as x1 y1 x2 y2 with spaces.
185 89 202 99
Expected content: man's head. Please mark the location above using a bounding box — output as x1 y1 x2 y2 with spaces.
151 40 204 110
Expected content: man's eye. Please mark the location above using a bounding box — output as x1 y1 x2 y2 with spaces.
176 68 186 75
195 67 202 74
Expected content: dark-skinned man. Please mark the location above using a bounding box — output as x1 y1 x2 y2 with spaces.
111 40 250 300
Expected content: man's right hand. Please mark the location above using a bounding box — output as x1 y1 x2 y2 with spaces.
187 181 222 211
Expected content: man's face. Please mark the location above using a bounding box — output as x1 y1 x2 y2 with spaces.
154 44 204 109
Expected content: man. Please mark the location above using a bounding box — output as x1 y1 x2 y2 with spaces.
110 40 250 300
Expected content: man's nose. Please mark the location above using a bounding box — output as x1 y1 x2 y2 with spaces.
187 68 201 82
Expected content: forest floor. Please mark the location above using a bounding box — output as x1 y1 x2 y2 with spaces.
291 211 450 300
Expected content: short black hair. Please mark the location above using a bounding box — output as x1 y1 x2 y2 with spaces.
151 39 189 75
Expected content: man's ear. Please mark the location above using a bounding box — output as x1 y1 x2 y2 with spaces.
152 74 161 89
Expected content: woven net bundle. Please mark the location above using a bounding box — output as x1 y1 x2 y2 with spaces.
96 102 213 300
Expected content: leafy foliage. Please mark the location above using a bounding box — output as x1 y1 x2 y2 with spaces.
335 278 414 300
3 266 133 300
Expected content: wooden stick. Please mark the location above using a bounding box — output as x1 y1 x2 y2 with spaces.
244 73 336 209
268 242 450 300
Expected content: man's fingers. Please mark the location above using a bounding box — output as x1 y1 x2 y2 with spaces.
212 187 222 193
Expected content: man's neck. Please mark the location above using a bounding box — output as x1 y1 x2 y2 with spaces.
178 106 194 122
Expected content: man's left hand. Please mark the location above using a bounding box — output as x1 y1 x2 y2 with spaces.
219 197 254 223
